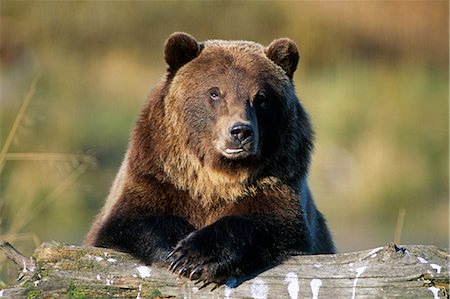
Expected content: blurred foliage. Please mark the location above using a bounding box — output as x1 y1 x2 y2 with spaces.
0 1 448 285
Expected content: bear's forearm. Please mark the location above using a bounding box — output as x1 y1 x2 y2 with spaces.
93 215 195 265
168 215 306 283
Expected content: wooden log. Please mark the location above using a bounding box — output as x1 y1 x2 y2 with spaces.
1 241 448 298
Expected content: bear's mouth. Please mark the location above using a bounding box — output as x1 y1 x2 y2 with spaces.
224 147 245 155
224 147 246 158
221 145 257 160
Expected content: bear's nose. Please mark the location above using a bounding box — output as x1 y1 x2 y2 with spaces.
229 123 254 145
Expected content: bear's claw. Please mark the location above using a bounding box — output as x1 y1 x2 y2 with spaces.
167 245 224 285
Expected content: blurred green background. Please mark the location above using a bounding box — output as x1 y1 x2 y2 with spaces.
1 1 448 284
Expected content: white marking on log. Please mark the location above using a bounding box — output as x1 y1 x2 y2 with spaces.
250 278 268 299
284 272 299 299
310 279 322 299
428 286 440 299
367 247 383 256
351 266 367 299
136 283 142 299
417 257 428 263
96 274 101 280
430 264 442 274
136 266 152 278
22 260 28 273
224 286 233 299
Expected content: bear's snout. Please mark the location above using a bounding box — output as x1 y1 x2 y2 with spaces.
221 122 258 159
230 123 253 145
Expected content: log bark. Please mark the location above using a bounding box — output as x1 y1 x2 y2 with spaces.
1 241 448 298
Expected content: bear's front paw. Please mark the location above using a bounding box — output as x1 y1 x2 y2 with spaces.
167 229 236 286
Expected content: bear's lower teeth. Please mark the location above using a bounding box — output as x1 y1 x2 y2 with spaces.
225 148 244 154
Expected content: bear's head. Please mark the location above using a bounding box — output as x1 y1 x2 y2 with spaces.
141 33 313 205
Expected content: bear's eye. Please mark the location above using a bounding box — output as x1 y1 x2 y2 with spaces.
209 88 221 102
255 94 270 109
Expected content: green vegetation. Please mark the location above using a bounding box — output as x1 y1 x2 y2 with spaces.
67 283 87 299
149 288 163 298
1 0 448 285
27 289 42 299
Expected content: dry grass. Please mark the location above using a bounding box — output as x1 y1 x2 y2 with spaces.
0 74 40 174
393 207 406 245
0 75 96 285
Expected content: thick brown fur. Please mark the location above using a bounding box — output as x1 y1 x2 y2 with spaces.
85 32 334 286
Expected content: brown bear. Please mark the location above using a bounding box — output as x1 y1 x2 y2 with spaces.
85 32 335 286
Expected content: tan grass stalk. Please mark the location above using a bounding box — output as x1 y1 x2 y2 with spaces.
393 207 406 244
0 74 41 174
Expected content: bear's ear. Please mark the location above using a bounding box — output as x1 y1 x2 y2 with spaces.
164 32 202 72
265 38 299 79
